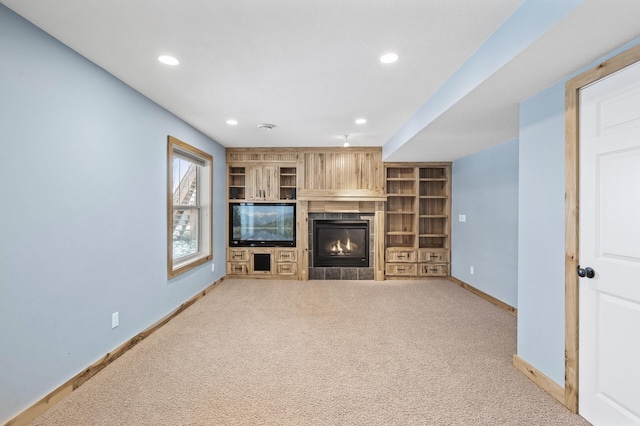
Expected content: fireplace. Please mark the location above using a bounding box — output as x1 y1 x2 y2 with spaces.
308 212 375 280
313 220 369 268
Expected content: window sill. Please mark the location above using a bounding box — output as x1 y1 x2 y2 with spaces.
168 254 212 279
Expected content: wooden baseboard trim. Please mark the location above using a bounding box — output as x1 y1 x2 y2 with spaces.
449 276 517 316
5 277 227 426
513 354 565 405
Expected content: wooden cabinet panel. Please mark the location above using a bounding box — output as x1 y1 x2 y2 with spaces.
246 166 261 200
228 249 249 262
226 149 298 164
227 152 261 162
227 262 248 275
246 165 279 200
276 249 298 262
262 165 278 199
276 263 297 275
419 264 449 277
302 150 383 193
386 248 417 263
418 250 449 263
386 263 417 276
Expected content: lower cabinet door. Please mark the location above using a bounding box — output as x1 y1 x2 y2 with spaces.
418 250 449 263
386 263 417 276
276 262 298 276
419 264 449 276
386 249 418 263
276 249 298 262
228 249 249 262
227 262 249 275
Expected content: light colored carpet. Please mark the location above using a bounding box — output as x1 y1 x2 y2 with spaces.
29 279 590 425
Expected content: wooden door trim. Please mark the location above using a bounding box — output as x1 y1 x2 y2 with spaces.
564 42 640 413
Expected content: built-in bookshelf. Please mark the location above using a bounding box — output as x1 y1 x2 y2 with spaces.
279 167 297 200
228 166 246 200
384 163 451 278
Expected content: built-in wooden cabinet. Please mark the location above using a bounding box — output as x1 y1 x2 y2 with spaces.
227 149 299 202
229 164 297 201
246 165 278 200
226 247 299 278
384 163 451 278
226 149 453 281
227 149 301 279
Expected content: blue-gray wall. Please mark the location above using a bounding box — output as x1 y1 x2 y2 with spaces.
516 38 640 386
517 82 567 384
451 139 519 307
0 6 226 423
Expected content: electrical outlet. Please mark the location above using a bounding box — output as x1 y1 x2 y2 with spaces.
459 214 466 222
112 312 119 329
470 266 475 275
211 263 215 272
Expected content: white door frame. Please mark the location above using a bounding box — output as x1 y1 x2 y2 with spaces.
564 43 640 413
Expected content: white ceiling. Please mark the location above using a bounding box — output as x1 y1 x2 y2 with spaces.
3 0 640 161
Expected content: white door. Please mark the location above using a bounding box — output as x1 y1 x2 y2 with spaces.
579 60 640 425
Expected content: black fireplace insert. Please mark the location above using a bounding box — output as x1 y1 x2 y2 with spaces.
313 220 369 267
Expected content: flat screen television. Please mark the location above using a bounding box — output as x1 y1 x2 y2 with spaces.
229 202 296 247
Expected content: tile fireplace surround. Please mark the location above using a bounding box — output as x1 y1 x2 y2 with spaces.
307 212 375 280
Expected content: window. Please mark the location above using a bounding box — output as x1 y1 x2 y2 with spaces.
167 136 213 278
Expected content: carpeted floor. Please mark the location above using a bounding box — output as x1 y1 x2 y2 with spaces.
29 279 591 425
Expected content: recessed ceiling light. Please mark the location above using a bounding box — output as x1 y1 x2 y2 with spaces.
355 118 367 125
158 55 180 66
380 53 399 64
226 119 238 125
258 123 275 130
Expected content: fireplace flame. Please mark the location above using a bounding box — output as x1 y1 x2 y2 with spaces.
329 238 354 255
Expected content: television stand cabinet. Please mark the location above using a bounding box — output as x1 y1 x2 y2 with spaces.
227 247 299 278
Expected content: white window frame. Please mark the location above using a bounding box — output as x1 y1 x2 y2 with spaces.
167 136 213 278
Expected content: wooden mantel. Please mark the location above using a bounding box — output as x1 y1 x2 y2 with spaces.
297 189 387 202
